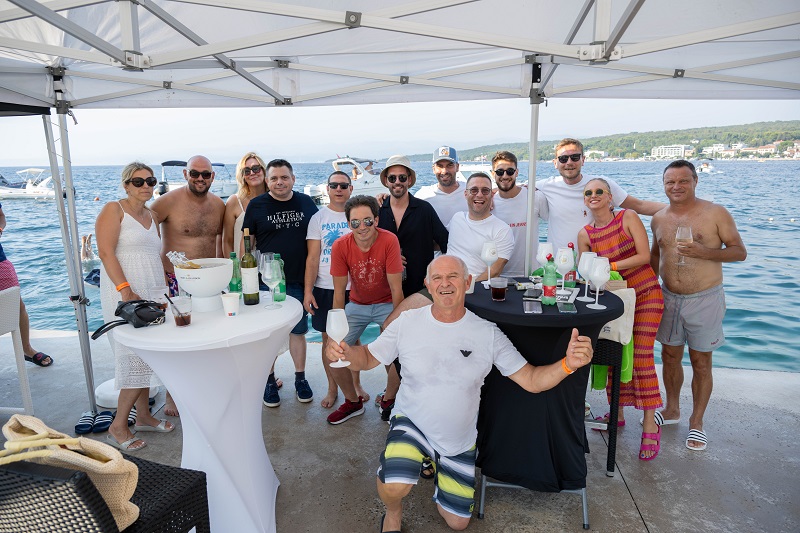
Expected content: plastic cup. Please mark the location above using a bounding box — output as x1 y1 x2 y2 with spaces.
148 286 169 312
220 293 240 317
170 296 192 326
490 277 508 301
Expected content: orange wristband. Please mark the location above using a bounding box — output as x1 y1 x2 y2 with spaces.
116 281 130 292
561 357 575 375
610 262 618 271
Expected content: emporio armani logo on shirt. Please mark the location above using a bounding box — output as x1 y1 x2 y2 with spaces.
460 350 472 358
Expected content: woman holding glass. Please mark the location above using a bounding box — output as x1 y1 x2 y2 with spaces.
96 162 175 450
222 151 268 257
577 178 664 461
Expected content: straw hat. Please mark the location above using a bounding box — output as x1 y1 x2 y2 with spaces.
380 155 416 188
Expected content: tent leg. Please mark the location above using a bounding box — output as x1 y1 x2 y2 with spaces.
524 100 541 276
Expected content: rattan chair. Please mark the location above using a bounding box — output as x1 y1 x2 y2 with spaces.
588 338 623 476
0 454 210 533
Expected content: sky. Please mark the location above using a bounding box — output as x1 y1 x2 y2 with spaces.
1 98 799 166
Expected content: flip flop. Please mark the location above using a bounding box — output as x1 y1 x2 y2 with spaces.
685 429 708 451
640 412 681 426
92 410 114 433
24 352 53 367
106 434 146 451
379 514 401 533
75 411 95 434
591 413 625 431
134 419 175 433
128 406 137 426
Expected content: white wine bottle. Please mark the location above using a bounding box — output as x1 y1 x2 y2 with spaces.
241 229 259 305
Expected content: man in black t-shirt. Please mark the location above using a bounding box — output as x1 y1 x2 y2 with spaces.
242 159 318 408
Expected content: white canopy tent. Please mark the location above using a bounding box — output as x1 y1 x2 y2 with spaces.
1 0 799 415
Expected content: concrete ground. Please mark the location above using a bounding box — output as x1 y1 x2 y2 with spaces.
1 330 799 532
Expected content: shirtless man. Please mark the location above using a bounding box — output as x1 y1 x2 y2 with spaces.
151 155 226 416
650 160 746 452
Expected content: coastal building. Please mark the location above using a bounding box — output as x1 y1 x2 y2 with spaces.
740 144 777 156
702 143 729 156
651 144 691 158
585 150 608 158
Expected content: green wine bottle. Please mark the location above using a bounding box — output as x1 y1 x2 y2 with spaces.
241 229 259 305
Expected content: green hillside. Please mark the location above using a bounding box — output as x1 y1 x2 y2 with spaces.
408 120 800 161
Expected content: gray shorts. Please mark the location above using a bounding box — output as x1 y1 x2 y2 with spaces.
343 301 393 345
657 284 726 352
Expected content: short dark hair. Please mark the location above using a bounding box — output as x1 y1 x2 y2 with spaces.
466 172 492 188
492 150 518 167
344 195 379 220
328 170 351 184
266 158 293 174
663 159 697 180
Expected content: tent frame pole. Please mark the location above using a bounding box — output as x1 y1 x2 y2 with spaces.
524 100 541 276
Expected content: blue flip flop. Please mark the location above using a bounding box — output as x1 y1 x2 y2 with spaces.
75 411 95 434
92 410 114 433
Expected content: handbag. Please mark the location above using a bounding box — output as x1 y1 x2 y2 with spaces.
91 299 165 340
1 414 140 530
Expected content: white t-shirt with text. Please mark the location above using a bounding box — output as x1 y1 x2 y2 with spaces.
306 206 351 290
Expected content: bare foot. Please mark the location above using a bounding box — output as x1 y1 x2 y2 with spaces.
164 391 180 417
320 389 338 409
356 386 370 403
275 377 283 389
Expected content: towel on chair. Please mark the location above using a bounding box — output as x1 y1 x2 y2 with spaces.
599 288 635 345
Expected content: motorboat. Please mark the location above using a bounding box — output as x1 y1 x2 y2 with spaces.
154 160 238 199
698 162 715 173
456 162 492 181
0 168 56 200
304 156 385 206
0 173 25 189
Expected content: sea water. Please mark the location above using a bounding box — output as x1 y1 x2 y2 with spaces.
1 160 797 372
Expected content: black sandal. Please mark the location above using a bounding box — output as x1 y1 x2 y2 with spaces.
24 352 53 367
420 458 435 479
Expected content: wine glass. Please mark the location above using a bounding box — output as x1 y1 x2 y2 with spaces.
258 252 282 309
326 309 351 368
555 247 574 295
480 241 498 286
675 226 693 265
576 252 597 302
536 242 553 272
587 257 610 310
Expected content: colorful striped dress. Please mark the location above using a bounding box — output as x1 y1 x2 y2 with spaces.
584 210 664 411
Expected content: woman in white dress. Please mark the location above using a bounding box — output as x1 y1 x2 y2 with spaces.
222 151 268 257
96 162 175 450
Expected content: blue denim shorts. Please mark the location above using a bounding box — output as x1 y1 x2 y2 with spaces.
343 301 393 345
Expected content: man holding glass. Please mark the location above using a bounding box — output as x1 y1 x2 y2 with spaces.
650 160 746 452
326 255 594 532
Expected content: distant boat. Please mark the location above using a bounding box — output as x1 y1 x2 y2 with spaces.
154 161 237 199
698 162 715 173
0 168 56 200
304 156 385 206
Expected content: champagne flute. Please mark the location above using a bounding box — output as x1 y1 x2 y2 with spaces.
536 242 553 272
480 241 498 286
576 252 597 302
555 247 574 295
675 226 693 265
327 309 351 368
586 257 610 310
258 252 282 309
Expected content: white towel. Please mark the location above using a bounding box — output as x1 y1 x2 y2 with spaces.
599 288 635 345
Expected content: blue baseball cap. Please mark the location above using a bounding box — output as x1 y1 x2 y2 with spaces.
433 146 458 164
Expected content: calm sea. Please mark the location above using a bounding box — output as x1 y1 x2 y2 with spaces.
1 160 797 372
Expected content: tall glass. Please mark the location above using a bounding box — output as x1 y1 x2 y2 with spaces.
576 252 597 302
258 253 282 309
327 309 351 368
480 241 498 286
587 257 610 310
555 247 574 295
675 226 692 265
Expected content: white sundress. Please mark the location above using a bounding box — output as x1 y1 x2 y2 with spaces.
99 203 166 389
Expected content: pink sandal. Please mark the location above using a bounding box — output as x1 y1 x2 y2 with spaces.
639 426 661 461
591 412 625 431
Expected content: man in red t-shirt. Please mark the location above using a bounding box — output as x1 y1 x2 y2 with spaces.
327 195 404 424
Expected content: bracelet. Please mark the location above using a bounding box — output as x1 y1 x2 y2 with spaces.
610 261 618 271
116 281 130 292
561 357 575 375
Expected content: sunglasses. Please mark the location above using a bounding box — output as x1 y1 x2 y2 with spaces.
467 187 492 196
494 168 516 176
557 153 583 164
349 217 375 229
328 182 350 189
583 188 610 197
188 169 213 179
126 176 157 187
242 165 263 176
387 174 408 184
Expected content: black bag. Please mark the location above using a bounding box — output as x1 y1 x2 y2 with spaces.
91 300 165 340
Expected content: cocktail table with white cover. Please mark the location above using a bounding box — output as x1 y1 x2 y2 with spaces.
112 297 302 533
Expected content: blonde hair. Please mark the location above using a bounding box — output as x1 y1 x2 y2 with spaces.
235 152 268 199
585 178 615 211
121 162 153 186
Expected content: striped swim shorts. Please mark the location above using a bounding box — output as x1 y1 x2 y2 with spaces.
377 414 476 518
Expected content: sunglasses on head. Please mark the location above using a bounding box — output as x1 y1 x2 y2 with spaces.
557 153 583 164
242 165 263 176
126 176 157 187
387 174 408 184
349 217 375 229
188 169 213 179
467 187 492 196
494 168 516 176
583 188 609 197
328 182 350 189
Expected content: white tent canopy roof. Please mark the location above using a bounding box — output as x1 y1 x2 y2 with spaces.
1 0 799 111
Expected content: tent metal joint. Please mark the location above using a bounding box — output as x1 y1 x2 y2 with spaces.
673 69 685 78
163 81 172 89
344 11 362 28
69 294 90 306
55 100 71 115
277 60 290 68
400 76 409 84
122 50 148 71
275 97 292 106
579 44 605 61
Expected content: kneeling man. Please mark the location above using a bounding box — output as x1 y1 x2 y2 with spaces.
327 255 594 531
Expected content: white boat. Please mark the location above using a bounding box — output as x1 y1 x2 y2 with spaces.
456 162 492 181
698 162 715 173
0 168 56 200
304 156 385 206
154 161 238 199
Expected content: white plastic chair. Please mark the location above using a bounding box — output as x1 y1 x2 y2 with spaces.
0 286 34 416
